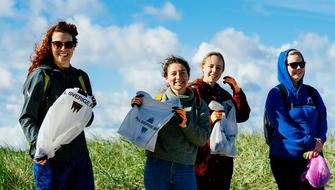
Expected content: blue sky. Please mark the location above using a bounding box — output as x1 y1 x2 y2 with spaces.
1 0 335 148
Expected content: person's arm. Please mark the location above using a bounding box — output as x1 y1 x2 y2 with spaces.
232 90 251 123
80 71 96 127
222 76 250 123
19 69 45 157
181 99 211 146
314 89 327 144
266 87 315 148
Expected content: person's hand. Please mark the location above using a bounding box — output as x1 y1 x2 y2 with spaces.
34 155 47 165
131 94 144 107
223 76 241 93
314 138 323 152
91 95 97 108
172 107 187 127
211 110 224 124
306 149 319 160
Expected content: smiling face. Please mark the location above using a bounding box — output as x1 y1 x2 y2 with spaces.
165 63 190 95
287 54 304 88
51 31 75 68
202 55 224 88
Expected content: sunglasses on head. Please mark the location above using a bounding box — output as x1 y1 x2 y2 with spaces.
51 41 75 49
287 61 306 69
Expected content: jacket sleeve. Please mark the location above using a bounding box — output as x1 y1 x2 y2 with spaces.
314 89 327 143
181 99 211 146
266 87 316 149
79 70 94 127
19 69 45 148
232 89 251 123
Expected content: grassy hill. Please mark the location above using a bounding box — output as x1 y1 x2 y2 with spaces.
1 132 334 189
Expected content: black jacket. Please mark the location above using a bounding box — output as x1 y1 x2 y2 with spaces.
19 64 94 161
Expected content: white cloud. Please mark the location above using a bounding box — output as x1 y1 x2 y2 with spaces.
92 90 131 128
192 28 335 129
0 123 28 150
133 1 182 21
28 0 106 19
243 0 335 17
0 70 14 90
67 15 181 91
70 15 181 68
0 0 15 16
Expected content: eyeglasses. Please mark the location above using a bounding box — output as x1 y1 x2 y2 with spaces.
287 61 306 69
51 41 75 49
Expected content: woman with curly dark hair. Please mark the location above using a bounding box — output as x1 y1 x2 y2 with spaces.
131 55 211 190
19 21 96 189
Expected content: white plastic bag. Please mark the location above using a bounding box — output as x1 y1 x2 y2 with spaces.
117 91 181 152
34 88 94 159
209 100 238 157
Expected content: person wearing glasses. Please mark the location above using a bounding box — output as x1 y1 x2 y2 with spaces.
19 21 96 189
265 49 327 189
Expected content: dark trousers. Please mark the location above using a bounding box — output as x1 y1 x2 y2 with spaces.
270 154 323 190
33 155 95 190
196 156 233 190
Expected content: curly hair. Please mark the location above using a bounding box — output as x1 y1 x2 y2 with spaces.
161 55 190 78
27 21 78 78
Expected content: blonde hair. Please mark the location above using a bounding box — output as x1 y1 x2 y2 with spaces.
188 51 225 86
287 49 302 57
200 52 225 71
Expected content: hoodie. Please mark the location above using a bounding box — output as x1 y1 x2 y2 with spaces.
266 49 327 158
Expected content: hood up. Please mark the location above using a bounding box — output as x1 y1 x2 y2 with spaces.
277 49 305 94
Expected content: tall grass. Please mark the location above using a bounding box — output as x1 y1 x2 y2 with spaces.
1 132 334 189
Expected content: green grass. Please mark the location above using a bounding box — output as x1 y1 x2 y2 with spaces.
1 132 334 189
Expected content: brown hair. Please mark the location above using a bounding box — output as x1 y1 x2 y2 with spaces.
158 55 190 93
188 51 225 86
27 21 78 78
161 55 190 78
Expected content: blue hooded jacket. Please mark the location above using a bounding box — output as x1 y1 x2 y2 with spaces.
266 49 327 159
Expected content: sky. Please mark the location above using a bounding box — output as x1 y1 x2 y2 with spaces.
1 0 335 149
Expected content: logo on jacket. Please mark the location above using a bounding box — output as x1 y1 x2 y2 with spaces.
140 127 148 134
147 117 155 124
307 97 313 104
71 101 83 113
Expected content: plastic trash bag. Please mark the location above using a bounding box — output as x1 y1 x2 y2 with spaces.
209 100 238 157
301 155 331 188
117 91 181 152
34 88 94 160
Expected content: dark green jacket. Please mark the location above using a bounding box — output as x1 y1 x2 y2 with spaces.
19 64 94 161
145 87 211 165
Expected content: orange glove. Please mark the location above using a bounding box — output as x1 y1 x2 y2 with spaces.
211 110 224 124
172 107 188 127
91 95 97 108
34 155 47 165
223 76 241 93
131 94 144 107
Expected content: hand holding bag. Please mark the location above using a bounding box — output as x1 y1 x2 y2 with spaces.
117 91 181 152
301 155 331 188
35 88 94 160
209 100 238 157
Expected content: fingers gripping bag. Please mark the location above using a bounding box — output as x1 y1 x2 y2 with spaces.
117 91 181 152
209 100 238 157
301 155 331 188
34 88 94 160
